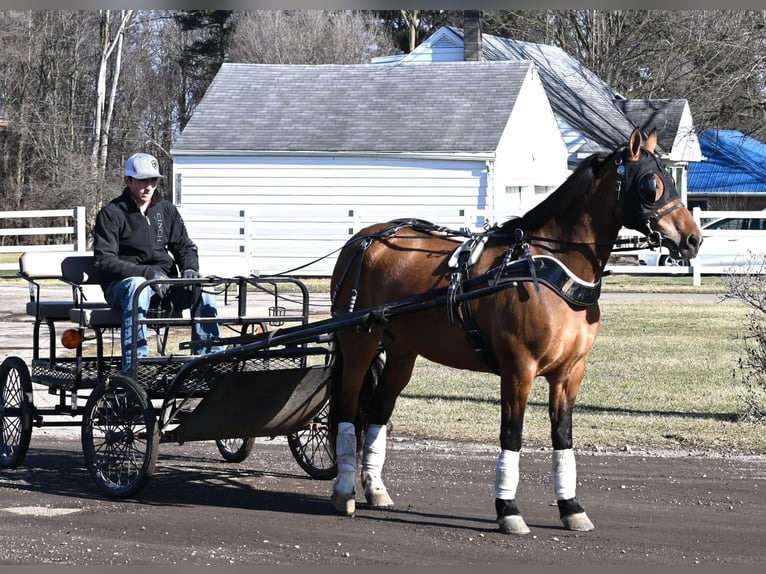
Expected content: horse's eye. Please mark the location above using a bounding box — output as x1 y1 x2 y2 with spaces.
638 173 661 202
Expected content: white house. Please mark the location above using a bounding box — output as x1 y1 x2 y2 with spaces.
377 25 703 206
171 61 567 276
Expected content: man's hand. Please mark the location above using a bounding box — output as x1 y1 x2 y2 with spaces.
182 269 203 292
144 267 170 299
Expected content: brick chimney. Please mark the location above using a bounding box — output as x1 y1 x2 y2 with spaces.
463 10 482 62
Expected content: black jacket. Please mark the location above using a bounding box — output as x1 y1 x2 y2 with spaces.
93 188 199 290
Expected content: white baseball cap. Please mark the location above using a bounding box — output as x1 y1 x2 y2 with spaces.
125 153 163 179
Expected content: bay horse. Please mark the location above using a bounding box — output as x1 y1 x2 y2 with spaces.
328 128 702 534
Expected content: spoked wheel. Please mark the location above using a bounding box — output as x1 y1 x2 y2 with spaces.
81 375 158 498
287 400 337 480
215 437 255 463
0 357 34 469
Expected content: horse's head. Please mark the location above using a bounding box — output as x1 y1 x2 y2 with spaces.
612 127 702 261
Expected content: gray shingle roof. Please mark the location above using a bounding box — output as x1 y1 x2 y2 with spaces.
173 61 533 154
615 99 686 153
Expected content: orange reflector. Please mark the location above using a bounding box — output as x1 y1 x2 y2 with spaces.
61 329 83 349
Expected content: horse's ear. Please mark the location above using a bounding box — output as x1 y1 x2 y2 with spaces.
628 127 642 161
644 128 658 153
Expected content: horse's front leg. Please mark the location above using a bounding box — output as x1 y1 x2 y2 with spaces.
495 367 534 535
548 360 595 532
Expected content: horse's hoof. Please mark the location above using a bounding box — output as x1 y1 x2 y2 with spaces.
331 490 356 516
561 512 594 531
497 514 531 535
365 489 394 507
361 472 394 508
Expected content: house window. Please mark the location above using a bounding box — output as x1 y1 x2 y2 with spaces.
505 185 523 215
534 185 554 195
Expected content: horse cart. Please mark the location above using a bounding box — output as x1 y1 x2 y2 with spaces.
0 251 346 498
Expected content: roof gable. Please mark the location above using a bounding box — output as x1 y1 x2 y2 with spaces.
616 99 683 150
174 61 534 155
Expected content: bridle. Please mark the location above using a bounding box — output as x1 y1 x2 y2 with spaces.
613 146 684 247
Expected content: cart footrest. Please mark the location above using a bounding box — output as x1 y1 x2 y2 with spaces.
164 365 332 442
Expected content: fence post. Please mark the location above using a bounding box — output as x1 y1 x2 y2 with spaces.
692 206 701 286
75 206 87 252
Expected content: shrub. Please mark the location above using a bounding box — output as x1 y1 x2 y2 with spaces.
724 254 766 422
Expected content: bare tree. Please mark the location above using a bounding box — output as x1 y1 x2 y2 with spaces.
92 9 133 179
5 8 766 221
481 10 766 139
400 9 420 52
227 10 397 64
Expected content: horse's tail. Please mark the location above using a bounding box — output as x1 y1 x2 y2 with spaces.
328 336 385 461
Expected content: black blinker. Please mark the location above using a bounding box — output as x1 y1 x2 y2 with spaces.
638 173 658 203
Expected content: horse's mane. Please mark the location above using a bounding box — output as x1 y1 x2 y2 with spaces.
498 152 612 233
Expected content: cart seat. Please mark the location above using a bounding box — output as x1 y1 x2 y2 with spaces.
60 255 121 328
19 251 105 321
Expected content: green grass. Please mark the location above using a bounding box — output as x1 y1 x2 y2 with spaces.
389 298 765 455
601 273 727 294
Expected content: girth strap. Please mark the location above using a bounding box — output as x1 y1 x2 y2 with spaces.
448 247 501 375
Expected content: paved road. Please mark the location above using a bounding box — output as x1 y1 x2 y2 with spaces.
0 435 763 566
2 280 760 566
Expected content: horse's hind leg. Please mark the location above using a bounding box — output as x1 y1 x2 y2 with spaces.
548 363 595 532
331 330 383 516
360 347 417 509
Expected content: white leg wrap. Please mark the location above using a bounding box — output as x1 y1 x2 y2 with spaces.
494 449 520 500
336 421 357 474
552 448 577 500
362 423 387 478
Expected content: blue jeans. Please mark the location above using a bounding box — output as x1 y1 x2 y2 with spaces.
105 276 224 374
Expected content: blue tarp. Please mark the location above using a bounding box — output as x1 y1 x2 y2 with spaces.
688 129 766 193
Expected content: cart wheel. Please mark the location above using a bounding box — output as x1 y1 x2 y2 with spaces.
0 357 34 469
215 437 255 463
81 375 158 498
287 400 337 480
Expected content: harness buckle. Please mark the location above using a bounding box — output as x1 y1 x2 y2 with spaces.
447 272 462 325
647 230 662 247
522 243 540 293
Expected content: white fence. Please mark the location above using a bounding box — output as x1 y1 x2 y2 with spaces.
1 206 759 284
0 207 87 271
181 205 759 282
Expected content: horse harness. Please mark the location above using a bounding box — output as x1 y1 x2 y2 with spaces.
332 220 602 375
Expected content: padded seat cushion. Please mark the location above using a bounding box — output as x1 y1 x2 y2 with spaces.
26 300 105 321
69 306 123 328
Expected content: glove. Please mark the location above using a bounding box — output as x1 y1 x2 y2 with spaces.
144 266 170 299
182 268 203 292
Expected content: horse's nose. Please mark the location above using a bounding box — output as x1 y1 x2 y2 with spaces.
686 231 702 258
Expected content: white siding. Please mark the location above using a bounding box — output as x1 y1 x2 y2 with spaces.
492 65 569 218
384 29 569 220
174 156 489 276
